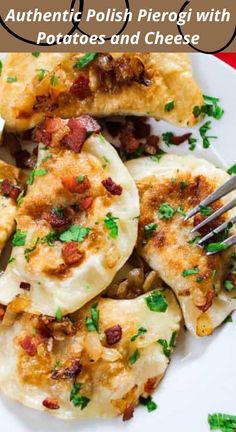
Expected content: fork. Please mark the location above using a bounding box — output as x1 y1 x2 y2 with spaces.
184 175 236 255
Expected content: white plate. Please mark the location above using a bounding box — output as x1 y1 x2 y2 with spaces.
0 53 236 432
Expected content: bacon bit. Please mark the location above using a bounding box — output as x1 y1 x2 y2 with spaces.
144 376 158 394
20 336 38 356
0 180 21 201
77 115 101 133
105 324 122 345
170 133 192 145
51 358 82 380
0 305 6 320
122 404 135 421
61 175 90 194
133 119 150 139
106 121 122 138
44 117 62 134
225 273 236 287
70 73 91 100
32 125 52 146
115 56 144 84
14 149 36 169
33 315 76 339
102 177 123 196
61 118 87 153
19 282 31 291
197 288 216 313
119 129 139 153
193 213 223 236
96 53 114 72
62 242 84 266
79 196 93 211
146 135 160 150
43 209 70 230
42 397 60 410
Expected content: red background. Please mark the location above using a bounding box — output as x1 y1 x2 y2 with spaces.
215 53 236 69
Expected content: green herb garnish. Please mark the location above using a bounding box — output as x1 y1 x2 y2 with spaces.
199 121 217 149
182 267 199 277
144 223 158 239
162 132 174 146
12 229 27 246
77 175 85 183
55 307 63 321
180 181 187 190
199 204 212 216
187 235 201 244
206 242 229 253
32 52 40 58
145 290 168 312
227 163 236 175
223 280 235 291
16 190 25 207
129 349 140 365
74 53 97 69
59 225 90 243
208 412 236 431
0 60 3 77
50 73 58 87
150 149 166 162
104 213 119 239
223 315 233 324
130 327 147 342
188 137 197 151
164 101 175 112
139 396 158 412
158 203 175 219
158 331 177 358
70 383 90 409
36 68 48 81
27 167 48 185
7 76 17 83
85 304 99 332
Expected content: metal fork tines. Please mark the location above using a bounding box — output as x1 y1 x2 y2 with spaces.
184 175 236 255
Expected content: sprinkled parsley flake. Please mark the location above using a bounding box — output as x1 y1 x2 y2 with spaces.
129 349 140 365
182 267 199 277
164 101 175 112
144 223 158 239
55 307 63 321
208 412 236 431
140 396 158 412
145 290 168 312
130 327 147 342
85 304 99 332
104 213 119 239
74 53 97 69
158 203 175 220
7 76 17 83
70 383 90 409
227 163 236 175
12 229 27 246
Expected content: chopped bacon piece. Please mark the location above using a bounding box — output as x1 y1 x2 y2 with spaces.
51 358 82 380
115 56 144 84
61 118 87 153
102 177 123 196
105 324 122 345
78 115 101 133
106 121 122 138
96 54 114 72
0 180 21 201
170 133 192 145
193 213 223 236
146 135 160 150
33 315 76 338
44 117 62 134
70 73 91 100
122 404 135 421
119 129 139 154
19 282 31 291
61 175 90 194
62 242 84 266
20 336 38 356
0 305 5 320
197 288 215 313
42 397 60 410
79 196 93 211
144 376 158 394
32 126 52 146
43 208 70 230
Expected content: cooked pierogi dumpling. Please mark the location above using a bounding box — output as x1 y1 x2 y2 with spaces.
0 53 203 132
0 118 139 316
0 160 23 254
0 289 181 420
126 154 236 336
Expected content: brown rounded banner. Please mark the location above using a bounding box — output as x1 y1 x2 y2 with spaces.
0 0 235 52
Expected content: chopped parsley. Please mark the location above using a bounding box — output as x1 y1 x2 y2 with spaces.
70 383 90 409
162 132 174 146
150 149 166 162
206 242 229 253
51 359 61 371
102 155 111 168
8 257 16 264
227 163 236 175
50 73 58 87
41 231 58 246
59 225 90 243
196 276 204 283
0 60 3 77
104 213 119 239
223 280 235 291
144 223 158 239
130 327 147 342
223 315 233 324
85 304 99 332
145 290 168 312
139 395 158 412
176 206 186 216
12 229 27 246
180 181 187 190
199 121 217 149
188 137 197 151
74 53 97 69
158 331 176 358
187 235 201 244
199 204 212 216
27 167 48 185
77 175 85 183
193 95 224 120
129 349 140 365
182 266 199 277
55 307 63 321
164 101 175 112
7 76 17 83
36 68 48 81
16 190 25 207
52 207 64 218
32 52 40 58
158 203 175 220
208 412 236 431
